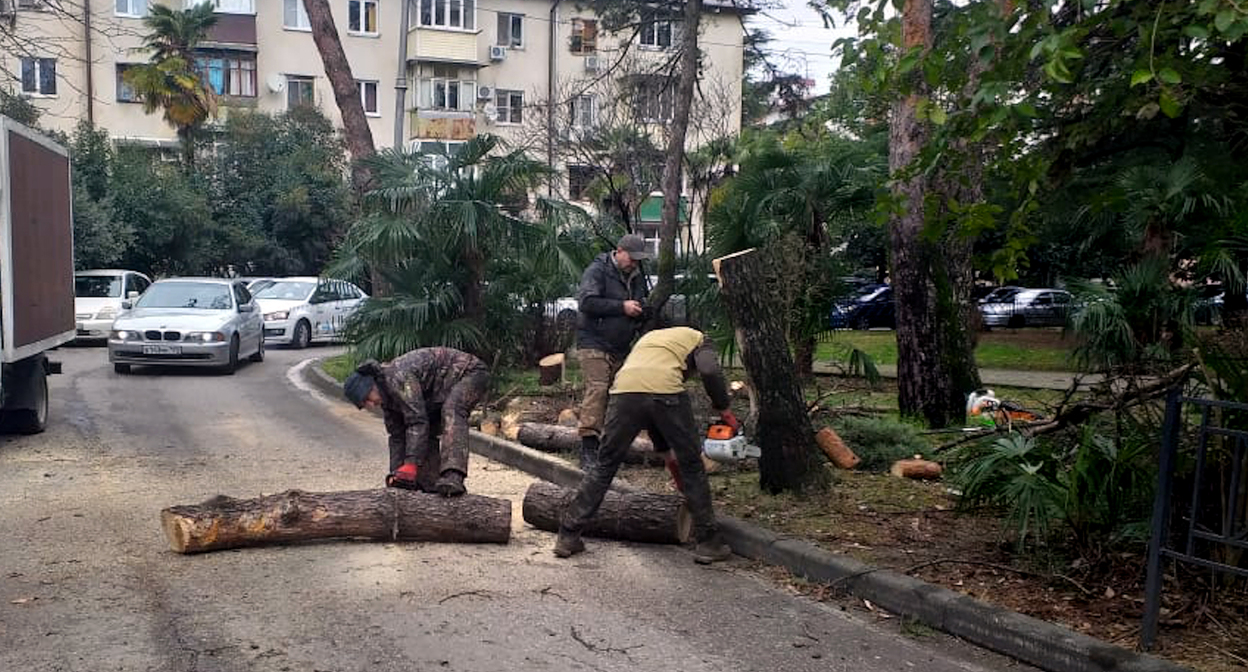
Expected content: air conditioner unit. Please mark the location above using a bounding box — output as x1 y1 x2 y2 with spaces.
476 85 494 101
584 55 603 73
489 45 507 61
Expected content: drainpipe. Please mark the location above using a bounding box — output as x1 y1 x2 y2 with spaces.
547 0 562 196
83 0 94 124
393 0 412 148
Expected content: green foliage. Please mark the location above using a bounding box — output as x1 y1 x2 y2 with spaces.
69 122 134 269
110 147 220 275
330 136 593 364
829 416 926 472
0 89 42 128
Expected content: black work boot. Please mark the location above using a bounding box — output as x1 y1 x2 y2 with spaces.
553 530 586 558
434 470 467 497
579 435 600 472
692 532 733 565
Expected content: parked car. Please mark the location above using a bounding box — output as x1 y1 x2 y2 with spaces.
253 277 368 349
980 288 1074 328
74 269 151 341
979 286 1024 305
829 284 895 330
243 277 278 294
108 278 264 374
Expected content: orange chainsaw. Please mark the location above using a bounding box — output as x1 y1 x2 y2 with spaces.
702 422 760 463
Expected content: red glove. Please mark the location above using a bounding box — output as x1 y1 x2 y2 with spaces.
720 410 740 432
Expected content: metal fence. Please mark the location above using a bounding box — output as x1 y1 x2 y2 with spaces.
1142 390 1248 650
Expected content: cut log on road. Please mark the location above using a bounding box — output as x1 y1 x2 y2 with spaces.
516 422 665 466
161 489 511 554
538 353 565 386
521 481 691 544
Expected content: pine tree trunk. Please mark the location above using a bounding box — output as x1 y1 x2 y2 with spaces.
714 248 829 494
521 482 692 544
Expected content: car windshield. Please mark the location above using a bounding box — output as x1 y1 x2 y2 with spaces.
135 282 233 310
255 281 316 301
75 275 122 298
983 287 1022 303
858 286 890 302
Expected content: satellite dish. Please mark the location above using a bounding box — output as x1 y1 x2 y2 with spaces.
266 74 286 94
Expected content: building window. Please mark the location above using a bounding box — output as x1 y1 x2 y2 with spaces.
348 0 379 34
568 165 594 201
636 223 660 257
115 0 147 17
358 80 379 116
116 64 141 102
497 13 522 48
495 89 522 124
196 0 254 13
632 78 672 122
198 55 256 97
283 0 310 29
413 140 466 170
20 58 56 96
570 94 596 129
416 64 474 112
286 76 315 108
419 0 474 30
570 18 596 54
640 15 675 49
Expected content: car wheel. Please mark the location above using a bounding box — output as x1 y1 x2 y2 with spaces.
249 334 265 363
114 363 131 375
222 336 240 375
7 367 48 435
1007 315 1025 329
292 320 311 350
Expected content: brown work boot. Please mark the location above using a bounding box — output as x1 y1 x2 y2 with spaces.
553 531 585 558
692 534 733 565
434 470 466 497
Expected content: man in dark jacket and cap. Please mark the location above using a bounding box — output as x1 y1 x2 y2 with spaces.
574 233 651 470
343 347 489 496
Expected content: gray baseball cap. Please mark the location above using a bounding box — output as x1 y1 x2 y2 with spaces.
618 233 653 260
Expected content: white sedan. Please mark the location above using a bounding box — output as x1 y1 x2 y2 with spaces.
254 277 368 349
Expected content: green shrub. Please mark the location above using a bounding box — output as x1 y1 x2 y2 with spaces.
831 416 926 472
321 354 356 382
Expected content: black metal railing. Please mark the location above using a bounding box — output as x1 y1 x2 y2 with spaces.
1142 390 1248 649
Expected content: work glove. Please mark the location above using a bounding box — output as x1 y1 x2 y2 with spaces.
719 410 740 432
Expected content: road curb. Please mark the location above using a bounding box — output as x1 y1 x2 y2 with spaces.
300 357 1188 672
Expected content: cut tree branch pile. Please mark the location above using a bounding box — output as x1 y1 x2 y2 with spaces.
161 489 511 553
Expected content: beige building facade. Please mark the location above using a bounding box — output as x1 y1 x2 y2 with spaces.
4 0 746 248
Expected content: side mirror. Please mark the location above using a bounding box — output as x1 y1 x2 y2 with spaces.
238 303 254 313
121 300 133 310
127 291 140 299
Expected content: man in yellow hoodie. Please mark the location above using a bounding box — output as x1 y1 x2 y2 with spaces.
554 326 739 564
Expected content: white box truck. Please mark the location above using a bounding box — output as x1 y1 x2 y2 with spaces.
0 115 75 433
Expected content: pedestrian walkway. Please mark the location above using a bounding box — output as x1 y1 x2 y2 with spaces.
810 362 1103 391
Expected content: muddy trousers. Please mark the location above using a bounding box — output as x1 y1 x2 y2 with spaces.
576 349 623 439
560 392 719 541
386 370 489 486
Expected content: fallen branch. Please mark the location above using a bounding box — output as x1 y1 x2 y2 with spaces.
1021 364 1195 437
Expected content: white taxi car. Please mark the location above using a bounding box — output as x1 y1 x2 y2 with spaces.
254 277 368 349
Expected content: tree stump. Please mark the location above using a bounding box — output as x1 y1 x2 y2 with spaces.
521 482 691 544
714 248 830 493
538 353 565 386
161 489 511 554
515 422 665 466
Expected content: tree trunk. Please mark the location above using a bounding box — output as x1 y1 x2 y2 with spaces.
649 0 702 320
302 0 376 194
161 489 511 554
521 482 692 544
714 248 830 494
515 422 665 466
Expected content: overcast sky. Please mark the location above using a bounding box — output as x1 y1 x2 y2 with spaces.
744 1 856 93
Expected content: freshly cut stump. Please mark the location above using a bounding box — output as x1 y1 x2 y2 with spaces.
521 481 692 544
161 489 511 554
538 353 565 386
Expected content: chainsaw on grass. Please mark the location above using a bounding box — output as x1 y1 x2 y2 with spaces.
702 421 761 463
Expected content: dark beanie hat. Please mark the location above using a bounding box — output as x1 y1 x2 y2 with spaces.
343 371 375 408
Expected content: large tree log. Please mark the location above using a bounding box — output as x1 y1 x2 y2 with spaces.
714 249 830 494
521 482 691 544
161 489 511 554
516 422 665 466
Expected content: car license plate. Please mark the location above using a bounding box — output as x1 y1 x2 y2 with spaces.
142 344 181 355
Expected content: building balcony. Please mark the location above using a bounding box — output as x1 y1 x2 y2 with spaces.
409 110 477 141
203 13 257 50
407 28 479 66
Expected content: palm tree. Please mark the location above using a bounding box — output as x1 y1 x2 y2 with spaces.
124 3 219 167
329 135 592 363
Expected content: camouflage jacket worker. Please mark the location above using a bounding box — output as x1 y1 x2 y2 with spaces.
358 347 489 460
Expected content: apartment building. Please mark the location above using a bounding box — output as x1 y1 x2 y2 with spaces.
3 0 747 250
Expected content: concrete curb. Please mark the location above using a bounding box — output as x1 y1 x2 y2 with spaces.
300 357 1188 672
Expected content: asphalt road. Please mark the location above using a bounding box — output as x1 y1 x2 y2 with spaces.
0 345 1032 672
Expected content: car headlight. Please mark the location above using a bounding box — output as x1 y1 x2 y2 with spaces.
184 331 227 342
111 329 142 341
96 305 118 319
264 311 289 321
